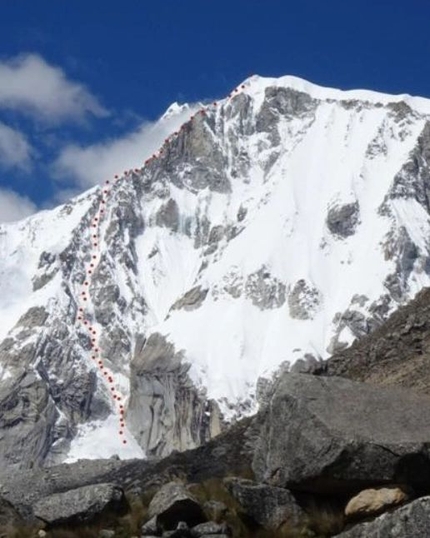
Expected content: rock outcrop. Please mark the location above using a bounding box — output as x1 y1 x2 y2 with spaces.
252 373 430 494
128 333 224 458
323 287 430 395
224 477 305 530
326 202 360 238
147 482 206 531
3 369 430 535
33 483 125 526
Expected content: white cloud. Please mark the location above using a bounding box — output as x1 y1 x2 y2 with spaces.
52 103 199 188
0 122 33 170
0 188 37 223
0 54 108 122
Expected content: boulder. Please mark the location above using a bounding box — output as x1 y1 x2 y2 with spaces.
336 496 430 537
326 201 360 238
33 483 125 526
147 482 206 531
141 515 159 536
345 485 411 519
191 521 230 537
0 496 23 527
253 373 430 494
223 477 304 529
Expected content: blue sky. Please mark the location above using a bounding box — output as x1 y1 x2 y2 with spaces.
1 0 429 222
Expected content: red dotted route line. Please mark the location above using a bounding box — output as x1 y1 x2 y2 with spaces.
75 79 252 444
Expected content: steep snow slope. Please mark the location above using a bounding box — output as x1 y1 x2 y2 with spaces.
1 75 430 467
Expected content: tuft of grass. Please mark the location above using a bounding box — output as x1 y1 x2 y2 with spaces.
113 492 149 537
0 523 41 538
302 497 346 537
48 526 101 538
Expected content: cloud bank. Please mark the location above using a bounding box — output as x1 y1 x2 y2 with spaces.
0 54 108 123
0 188 37 223
52 103 199 189
0 53 203 223
0 122 32 170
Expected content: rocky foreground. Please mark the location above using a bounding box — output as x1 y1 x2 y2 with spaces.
3 369 430 537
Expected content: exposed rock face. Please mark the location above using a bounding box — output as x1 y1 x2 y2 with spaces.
337 496 430 537
128 333 224 457
290 353 322 374
16 307 49 329
171 287 209 312
288 280 322 320
224 477 305 530
156 199 180 232
345 486 411 520
33 483 125 526
384 122 430 211
245 268 286 310
252 373 430 494
323 287 430 396
326 202 360 238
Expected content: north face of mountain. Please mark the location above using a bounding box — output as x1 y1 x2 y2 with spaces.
1 75 430 467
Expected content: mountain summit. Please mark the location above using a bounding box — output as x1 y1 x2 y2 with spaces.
1 75 430 468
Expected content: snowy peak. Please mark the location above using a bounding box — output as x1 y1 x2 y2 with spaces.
1 75 430 466
245 74 430 116
160 101 192 121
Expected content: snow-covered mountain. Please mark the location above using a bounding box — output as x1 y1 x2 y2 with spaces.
2 74 430 469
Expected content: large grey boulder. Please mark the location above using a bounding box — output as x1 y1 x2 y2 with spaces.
147 482 206 531
336 496 430 537
252 373 430 494
223 477 304 530
33 483 125 526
